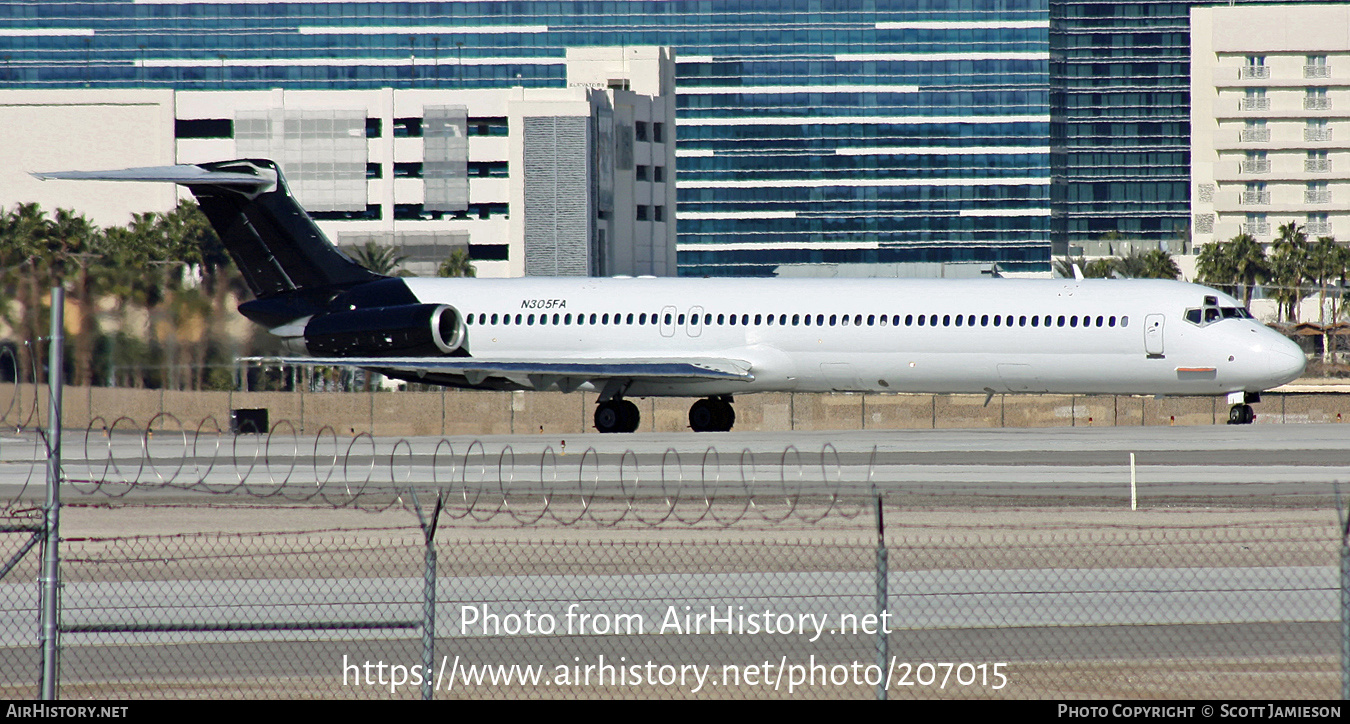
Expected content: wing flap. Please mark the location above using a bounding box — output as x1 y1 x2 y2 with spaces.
240 356 754 389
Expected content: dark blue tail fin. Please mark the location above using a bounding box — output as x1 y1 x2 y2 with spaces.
187 159 386 324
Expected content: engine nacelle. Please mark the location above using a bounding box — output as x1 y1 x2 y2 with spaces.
299 303 466 357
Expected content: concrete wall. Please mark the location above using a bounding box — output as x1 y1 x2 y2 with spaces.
3 383 1346 436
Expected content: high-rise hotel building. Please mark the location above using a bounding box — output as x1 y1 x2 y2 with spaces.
1191 3 1350 249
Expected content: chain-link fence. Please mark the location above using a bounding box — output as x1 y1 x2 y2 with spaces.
0 504 1343 699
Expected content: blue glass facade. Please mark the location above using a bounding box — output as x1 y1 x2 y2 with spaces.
1 0 1054 276
1048 1 1308 257
1050 1 1192 255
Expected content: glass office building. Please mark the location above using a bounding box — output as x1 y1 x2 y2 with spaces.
1 1 1056 276
1050 1 1192 256
1050 1 1313 258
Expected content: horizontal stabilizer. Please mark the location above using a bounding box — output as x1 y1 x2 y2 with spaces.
33 164 276 191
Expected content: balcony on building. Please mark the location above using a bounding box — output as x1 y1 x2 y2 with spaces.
1307 220 1334 236
1239 97 1271 111
1244 221 1271 236
1305 127 1334 142
1305 189 1331 204
1304 97 1332 111
1240 159 1270 174
1305 158 1332 173
1240 128 1270 143
1305 65 1332 79
1240 65 1270 80
1241 190 1271 205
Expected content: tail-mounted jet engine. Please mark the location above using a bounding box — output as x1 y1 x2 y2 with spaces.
283 303 467 357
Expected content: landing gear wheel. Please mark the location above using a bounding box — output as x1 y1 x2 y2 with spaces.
713 399 735 431
689 398 736 432
595 400 641 433
689 399 717 432
1227 403 1255 425
617 399 640 433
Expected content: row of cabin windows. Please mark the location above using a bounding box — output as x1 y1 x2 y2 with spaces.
464 311 1132 329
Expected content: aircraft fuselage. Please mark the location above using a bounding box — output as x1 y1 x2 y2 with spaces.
387 276 1305 400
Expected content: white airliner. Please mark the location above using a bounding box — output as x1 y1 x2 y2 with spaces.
36 159 1307 432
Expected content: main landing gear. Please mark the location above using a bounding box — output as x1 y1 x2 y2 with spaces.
689 397 735 432
594 398 641 433
592 396 738 433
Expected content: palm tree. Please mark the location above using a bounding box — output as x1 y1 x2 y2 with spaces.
1228 232 1268 309
349 240 408 276
1305 235 1349 362
1268 221 1310 323
47 208 100 386
437 247 477 278
95 223 153 387
1055 256 1115 279
1197 233 1267 308
1114 248 1180 280
0 203 53 387
1057 249 1178 280
1054 256 1086 278
1196 240 1238 298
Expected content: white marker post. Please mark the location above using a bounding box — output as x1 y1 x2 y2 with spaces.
1130 453 1137 511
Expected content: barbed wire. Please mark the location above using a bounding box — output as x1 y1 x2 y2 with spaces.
1 414 877 527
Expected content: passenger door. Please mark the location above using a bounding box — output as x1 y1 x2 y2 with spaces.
1144 314 1165 357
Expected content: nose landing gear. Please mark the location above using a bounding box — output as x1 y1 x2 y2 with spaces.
1227 403 1255 425
1226 391 1259 425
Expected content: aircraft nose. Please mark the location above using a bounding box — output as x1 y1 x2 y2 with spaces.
1265 337 1306 387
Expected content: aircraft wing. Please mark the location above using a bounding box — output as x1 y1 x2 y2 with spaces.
240 355 754 393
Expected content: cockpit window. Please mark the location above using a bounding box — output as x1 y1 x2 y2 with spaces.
1185 304 1253 327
